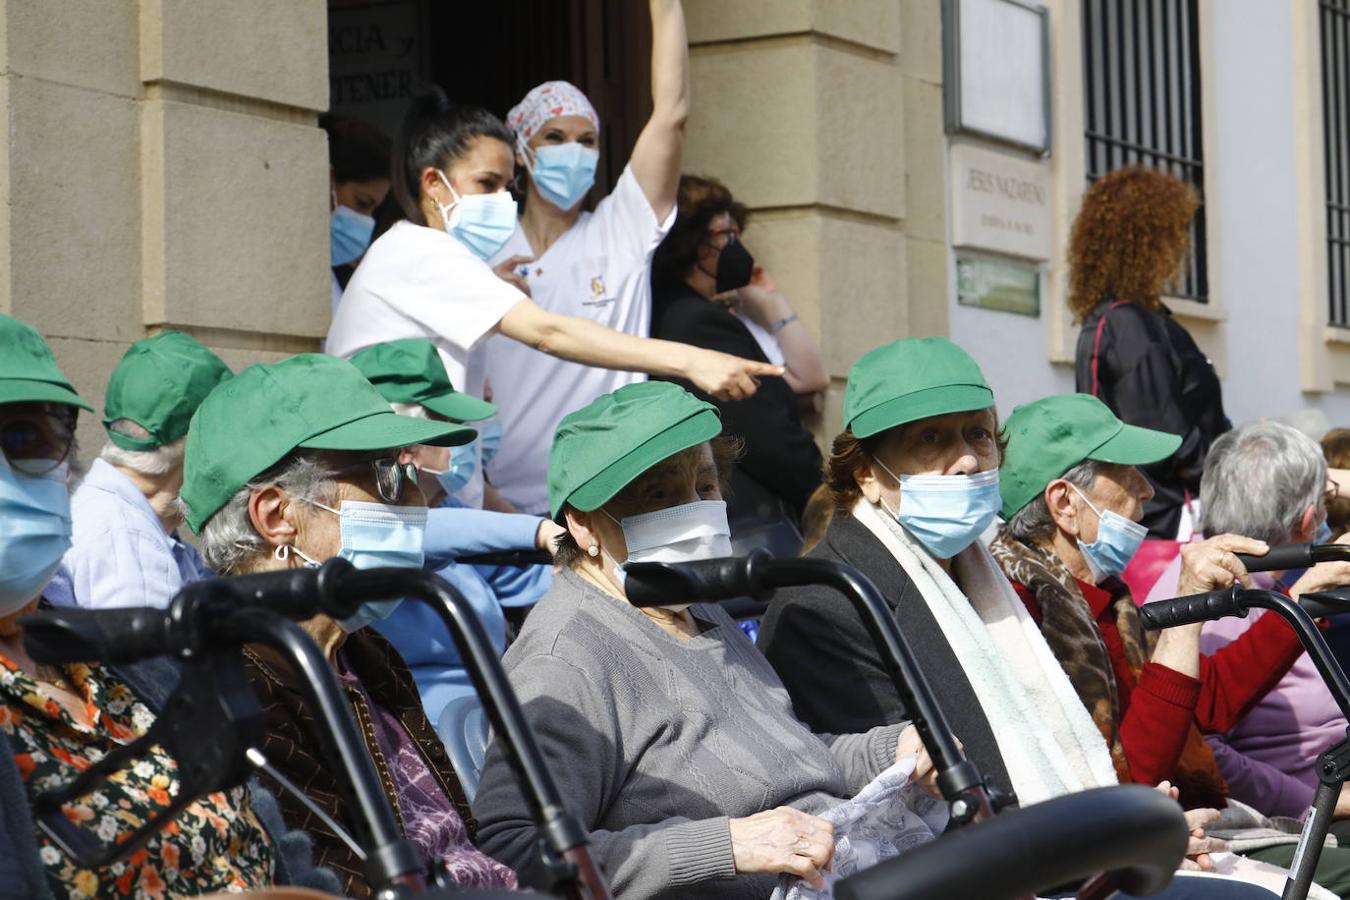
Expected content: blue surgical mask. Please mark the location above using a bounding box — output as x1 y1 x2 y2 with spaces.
435 173 517 260
1317 520 1335 544
522 139 598 211
331 203 375 267
875 461 1001 560
423 442 477 498
0 458 72 614
478 418 503 470
1069 484 1148 582
308 499 427 631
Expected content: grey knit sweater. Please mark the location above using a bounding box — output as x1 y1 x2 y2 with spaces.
472 569 905 899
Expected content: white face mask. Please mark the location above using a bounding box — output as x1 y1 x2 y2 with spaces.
605 499 733 612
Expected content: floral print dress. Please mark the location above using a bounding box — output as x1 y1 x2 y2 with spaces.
0 656 274 898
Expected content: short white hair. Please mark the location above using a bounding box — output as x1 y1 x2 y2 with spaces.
100 420 186 476
195 451 336 575
1200 421 1326 543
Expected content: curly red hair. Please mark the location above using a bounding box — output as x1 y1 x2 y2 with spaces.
1067 166 1199 323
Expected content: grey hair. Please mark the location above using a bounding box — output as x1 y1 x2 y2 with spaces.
100 420 186 476
197 451 337 575
1199 421 1326 543
1006 459 1104 545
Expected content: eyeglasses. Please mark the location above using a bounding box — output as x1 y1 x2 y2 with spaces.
0 406 76 476
1327 478 1341 506
703 227 742 252
329 457 419 504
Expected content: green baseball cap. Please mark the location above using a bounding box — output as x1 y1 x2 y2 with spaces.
103 331 233 450
548 381 722 520
844 338 994 438
999 393 1182 519
348 339 497 423
181 353 475 533
0 313 92 411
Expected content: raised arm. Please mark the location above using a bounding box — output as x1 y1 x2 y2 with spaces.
497 298 782 402
629 0 690 220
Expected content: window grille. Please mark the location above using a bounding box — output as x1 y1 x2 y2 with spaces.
1325 0 1350 326
1082 0 1208 302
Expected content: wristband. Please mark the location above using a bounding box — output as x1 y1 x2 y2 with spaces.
769 313 799 333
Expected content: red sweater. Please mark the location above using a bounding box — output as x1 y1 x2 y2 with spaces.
1012 578 1305 787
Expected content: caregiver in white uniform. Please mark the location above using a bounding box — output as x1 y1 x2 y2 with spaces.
481 0 693 515
328 71 777 506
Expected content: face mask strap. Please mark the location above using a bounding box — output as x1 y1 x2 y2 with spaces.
435 171 460 223
1066 482 1110 539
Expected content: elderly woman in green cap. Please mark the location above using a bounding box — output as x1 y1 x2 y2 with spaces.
471 380 936 899
0 314 338 898
47 330 230 612
182 353 516 897
757 339 1264 814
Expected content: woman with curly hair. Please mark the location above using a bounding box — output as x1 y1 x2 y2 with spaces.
1070 166 1230 538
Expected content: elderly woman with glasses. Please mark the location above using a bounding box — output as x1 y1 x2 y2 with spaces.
182 353 516 899
0 314 340 899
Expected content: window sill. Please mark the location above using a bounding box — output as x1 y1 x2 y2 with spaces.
1165 297 1226 323
1324 326 1350 346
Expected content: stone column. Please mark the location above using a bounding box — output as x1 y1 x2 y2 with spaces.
0 0 330 456
682 0 948 441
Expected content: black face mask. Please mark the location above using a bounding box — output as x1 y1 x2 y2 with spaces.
714 237 755 295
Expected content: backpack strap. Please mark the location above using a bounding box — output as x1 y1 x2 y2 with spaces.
1090 300 1131 397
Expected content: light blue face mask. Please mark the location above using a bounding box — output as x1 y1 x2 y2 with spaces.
875 460 1001 560
1278 520 1337 591
478 417 503 470
435 172 517 260
331 203 375 267
1069 484 1148 582
0 458 72 614
308 499 427 632
523 139 599 211
424 442 478 499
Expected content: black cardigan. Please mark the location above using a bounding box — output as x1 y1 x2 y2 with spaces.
1074 299 1230 538
756 513 1014 799
651 281 823 520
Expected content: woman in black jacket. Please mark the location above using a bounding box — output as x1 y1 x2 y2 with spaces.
1070 167 1230 538
650 175 827 550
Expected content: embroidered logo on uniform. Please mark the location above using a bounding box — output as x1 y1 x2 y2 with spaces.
590 275 606 300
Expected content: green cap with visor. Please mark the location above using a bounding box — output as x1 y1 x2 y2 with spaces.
103 331 233 451
548 381 722 521
0 313 93 411
844 338 994 438
348 339 497 423
181 353 475 533
998 393 1182 520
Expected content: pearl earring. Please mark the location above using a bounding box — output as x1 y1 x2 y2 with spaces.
587 543 600 558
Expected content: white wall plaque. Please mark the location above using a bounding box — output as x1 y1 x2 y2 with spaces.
950 142 1052 261
943 0 1050 154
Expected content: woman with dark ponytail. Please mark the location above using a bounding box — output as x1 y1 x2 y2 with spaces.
328 86 778 509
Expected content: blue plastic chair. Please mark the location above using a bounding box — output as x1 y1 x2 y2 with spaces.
436 694 490 803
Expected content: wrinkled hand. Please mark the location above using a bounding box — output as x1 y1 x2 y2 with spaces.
536 519 566 556
1154 782 1226 872
729 807 835 889
896 724 944 799
1180 807 1227 871
1176 534 1268 596
492 255 533 296
686 348 783 401
1289 531 1350 600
